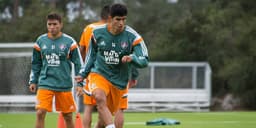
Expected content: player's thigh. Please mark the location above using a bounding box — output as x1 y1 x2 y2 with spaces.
55 91 76 113
36 89 54 112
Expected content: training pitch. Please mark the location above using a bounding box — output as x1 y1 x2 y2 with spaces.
0 112 255 128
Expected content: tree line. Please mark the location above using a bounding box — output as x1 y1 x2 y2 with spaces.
0 0 256 109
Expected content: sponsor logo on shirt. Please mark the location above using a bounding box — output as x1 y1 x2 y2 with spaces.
45 53 60 66
103 50 120 64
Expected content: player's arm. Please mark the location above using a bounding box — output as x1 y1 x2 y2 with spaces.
69 41 84 96
131 66 139 80
28 43 42 92
76 37 97 82
79 32 87 62
129 38 149 68
69 42 83 76
128 66 139 88
79 25 93 62
79 46 86 62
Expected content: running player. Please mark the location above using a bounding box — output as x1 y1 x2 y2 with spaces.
76 3 149 128
79 5 139 128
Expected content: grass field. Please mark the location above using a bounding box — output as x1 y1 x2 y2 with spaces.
0 111 255 128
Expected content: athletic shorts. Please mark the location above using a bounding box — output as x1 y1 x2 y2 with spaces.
83 74 96 105
84 72 126 114
83 74 129 110
83 81 128 109
36 89 76 113
118 86 128 109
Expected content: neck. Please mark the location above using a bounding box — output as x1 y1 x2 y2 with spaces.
48 32 62 39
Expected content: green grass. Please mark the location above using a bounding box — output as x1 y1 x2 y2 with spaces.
0 112 255 128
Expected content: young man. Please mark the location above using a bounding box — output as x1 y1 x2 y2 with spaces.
79 5 110 128
76 3 149 128
29 13 83 128
79 5 139 128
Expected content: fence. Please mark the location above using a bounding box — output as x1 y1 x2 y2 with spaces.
128 62 211 112
0 43 211 112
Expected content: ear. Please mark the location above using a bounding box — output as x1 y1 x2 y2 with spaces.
60 22 63 28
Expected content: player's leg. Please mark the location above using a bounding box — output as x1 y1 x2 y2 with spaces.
62 112 74 128
93 88 113 126
83 79 96 128
90 73 114 127
114 87 128 128
35 89 54 128
35 109 47 128
114 109 124 128
55 91 76 128
83 104 94 128
94 115 105 128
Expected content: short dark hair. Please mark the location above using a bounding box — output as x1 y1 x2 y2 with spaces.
47 13 62 23
110 3 127 17
101 5 110 20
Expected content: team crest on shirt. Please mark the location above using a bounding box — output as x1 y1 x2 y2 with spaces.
59 44 66 51
121 42 128 49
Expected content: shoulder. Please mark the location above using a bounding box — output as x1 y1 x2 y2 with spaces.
35 33 48 46
62 33 78 49
83 22 106 32
124 25 142 39
62 33 76 43
34 34 47 50
36 33 48 42
92 23 107 31
92 24 107 36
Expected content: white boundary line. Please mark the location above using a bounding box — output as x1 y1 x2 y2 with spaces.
98 121 256 125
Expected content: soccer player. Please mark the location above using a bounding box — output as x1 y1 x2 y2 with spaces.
76 3 149 128
28 13 83 128
79 5 110 62
79 5 139 128
79 5 110 128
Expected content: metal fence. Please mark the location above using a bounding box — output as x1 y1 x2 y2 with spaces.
0 43 211 112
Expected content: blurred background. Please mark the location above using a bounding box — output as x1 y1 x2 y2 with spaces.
0 0 256 111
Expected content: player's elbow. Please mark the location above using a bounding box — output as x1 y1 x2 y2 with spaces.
135 57 149 68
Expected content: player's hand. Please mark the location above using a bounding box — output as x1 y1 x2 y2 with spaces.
76 86 84 96
122 56 132 63
127 79 137 88
29 84 37 93
75 75 83 83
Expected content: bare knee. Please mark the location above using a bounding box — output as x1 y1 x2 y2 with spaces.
36 109 47 119
93 89 106 107
62 112 73 122
83 105 94 128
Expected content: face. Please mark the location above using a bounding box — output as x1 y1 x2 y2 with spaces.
110 16 126 34
47 19 62 37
